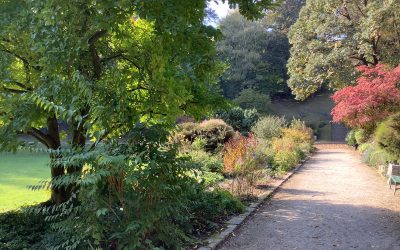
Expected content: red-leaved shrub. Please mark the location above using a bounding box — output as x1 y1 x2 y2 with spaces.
331 64 400 128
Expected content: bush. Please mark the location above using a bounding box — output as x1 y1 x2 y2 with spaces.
34 126 244 249
251 116 287 140
0 209 48 250
215 107 259 134
270 121 313 174
186 189 244 233
271 137 301 172
187 149 223 173
281 127 312 144
375 113 400 161
361 142 396 167
273 150 300 172
354 129 369 144
197 119 235 152
174 119 235 153
223 135 266 197
234 89 272 114
346 130 357 146
191 137 207 151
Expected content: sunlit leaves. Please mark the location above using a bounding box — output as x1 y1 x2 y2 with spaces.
331 64 400 128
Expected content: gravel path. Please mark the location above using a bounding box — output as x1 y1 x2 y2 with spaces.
219 147 400 250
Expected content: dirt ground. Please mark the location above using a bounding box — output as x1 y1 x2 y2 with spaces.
219 147 400 250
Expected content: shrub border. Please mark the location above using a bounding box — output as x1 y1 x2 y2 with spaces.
197 155 312 250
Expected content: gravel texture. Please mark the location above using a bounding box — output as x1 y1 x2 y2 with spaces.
219 147 400 250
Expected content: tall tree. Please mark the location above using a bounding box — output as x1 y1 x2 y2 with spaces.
217 11 291 99
266 0 305 33
217 0 305 99
288 0 400 100
0 0 277 204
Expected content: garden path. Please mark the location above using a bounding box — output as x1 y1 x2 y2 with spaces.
219 145 400 250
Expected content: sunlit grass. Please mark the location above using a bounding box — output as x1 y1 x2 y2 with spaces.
0 151 50 212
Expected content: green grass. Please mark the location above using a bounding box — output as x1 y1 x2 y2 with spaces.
0 152 50 212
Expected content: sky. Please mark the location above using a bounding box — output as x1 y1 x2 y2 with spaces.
209 1 230 20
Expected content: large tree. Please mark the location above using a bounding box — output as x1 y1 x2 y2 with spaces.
288 0 400 100
0 0 277 204
217 0 305 99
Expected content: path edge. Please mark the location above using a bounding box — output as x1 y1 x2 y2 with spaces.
197 154 313 250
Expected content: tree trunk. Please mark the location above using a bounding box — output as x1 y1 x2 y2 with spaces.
46 116 69 204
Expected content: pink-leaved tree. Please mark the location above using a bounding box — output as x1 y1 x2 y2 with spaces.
331 64 400 128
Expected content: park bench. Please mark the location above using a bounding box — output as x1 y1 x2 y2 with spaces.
388 163 400 195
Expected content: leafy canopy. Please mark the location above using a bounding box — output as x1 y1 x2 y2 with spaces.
0 0 279 203
217 10 295 99
288 0 400 100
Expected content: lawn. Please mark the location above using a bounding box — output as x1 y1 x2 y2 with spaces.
0 151 50 212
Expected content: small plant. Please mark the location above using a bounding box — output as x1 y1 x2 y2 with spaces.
187 150 223 173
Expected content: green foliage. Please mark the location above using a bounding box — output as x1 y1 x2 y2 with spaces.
187 150 223 173
354 129 369 145
0 0 231 203
234 89 272 114
192 137 207 151
361 142 396 167
346 130 357 147
0 209 48 250
217 11 291 99
270 123 313 173
375 113 400 161
273 150 300 172
251 116 287 140
215 107 259 134
288 0 400 100
174 119 235 153
185 189 244 233
25 125 243 249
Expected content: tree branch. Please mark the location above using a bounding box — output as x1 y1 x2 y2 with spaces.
27 128 52 148
88 30 107 80
1 86 28 94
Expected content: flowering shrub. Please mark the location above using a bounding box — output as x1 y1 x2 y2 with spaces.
332 64 400 128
